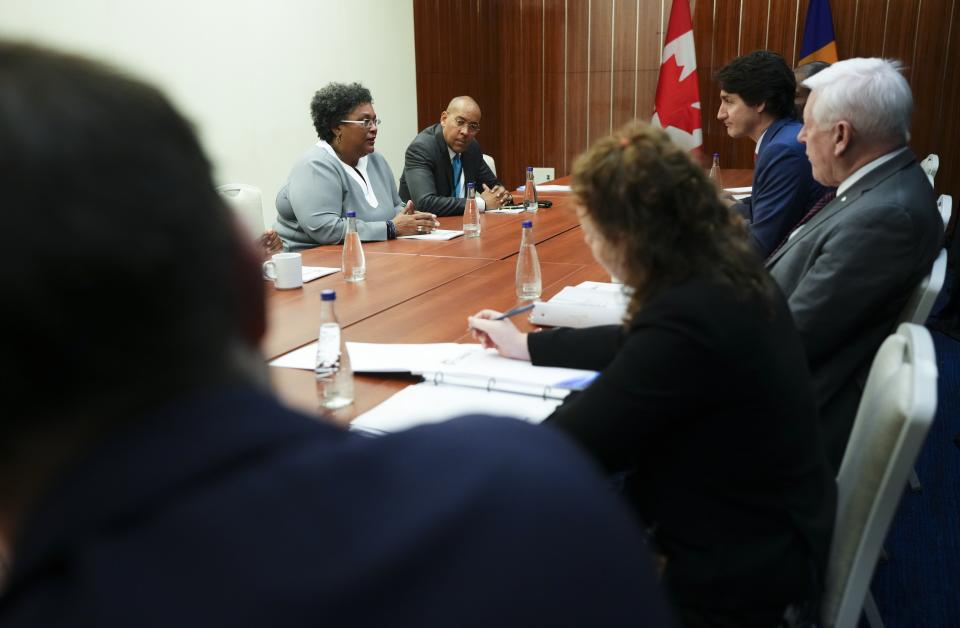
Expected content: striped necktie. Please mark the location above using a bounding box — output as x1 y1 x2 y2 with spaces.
451 154 463 198
766 190 837 262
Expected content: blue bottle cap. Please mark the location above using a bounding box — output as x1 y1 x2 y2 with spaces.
346 211 357 218
321 289 336 301
712 152 720 157
526 166 534 171
521 220 533 228
467 182 475 189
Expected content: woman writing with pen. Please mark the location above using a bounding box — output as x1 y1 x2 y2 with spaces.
468 122 835 628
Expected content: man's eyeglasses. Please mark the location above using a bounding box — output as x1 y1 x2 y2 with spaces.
454 117 481 133
340 118 382 129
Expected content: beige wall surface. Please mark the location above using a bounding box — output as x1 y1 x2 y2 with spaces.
0 0 418 230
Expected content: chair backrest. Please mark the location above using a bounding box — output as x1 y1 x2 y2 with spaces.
217 183 264 239
938 194 952 230
821 323 938 628
897 248 948 325
482 153 497 176
920 153 939 187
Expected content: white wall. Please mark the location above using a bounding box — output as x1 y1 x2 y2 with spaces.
0 0 418 230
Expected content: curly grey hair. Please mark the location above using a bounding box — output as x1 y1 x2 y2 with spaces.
310 82 372 142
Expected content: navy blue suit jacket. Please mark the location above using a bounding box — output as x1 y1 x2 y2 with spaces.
735 118 827 257
0 388 674 628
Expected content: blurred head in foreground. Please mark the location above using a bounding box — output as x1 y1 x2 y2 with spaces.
0 40 265 509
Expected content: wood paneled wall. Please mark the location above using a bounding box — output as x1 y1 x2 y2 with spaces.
413 0 960 205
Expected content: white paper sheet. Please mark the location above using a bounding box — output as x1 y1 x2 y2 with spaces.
724 186 752 194
530 281 629 328
419 346 596 390
347 342 470 372
485 206 527 214
517 184 571 192
269 342 318 370
270 342 597 392
303 266 340 282
351 382 562 433
397 229 463 241
270 342 478 373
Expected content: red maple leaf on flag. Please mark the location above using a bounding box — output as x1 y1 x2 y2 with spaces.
654 55 701 134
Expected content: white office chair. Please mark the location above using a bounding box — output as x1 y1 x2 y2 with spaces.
898 248 948 326
821 323 938 628
920 154 939 188
937 194 952 229
482 153 497 176
894 248 946 491
217 183 265 240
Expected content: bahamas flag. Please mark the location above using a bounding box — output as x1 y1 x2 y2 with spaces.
799 0 839 64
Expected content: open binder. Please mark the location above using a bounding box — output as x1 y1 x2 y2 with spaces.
344 343 598 434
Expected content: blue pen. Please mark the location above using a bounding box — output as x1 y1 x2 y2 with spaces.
494 303 536 320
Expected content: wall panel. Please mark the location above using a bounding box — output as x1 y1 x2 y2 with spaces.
414 0 960 211
611 0 640 129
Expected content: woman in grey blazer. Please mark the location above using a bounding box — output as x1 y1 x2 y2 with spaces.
274 82 438 251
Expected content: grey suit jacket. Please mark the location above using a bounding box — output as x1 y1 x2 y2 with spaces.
767 149 943 468
398 123 502 216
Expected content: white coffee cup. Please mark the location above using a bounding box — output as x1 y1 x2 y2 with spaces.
263 252 303 289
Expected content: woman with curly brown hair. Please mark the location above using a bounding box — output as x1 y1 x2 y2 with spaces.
469 122 835 628
274 82 439 250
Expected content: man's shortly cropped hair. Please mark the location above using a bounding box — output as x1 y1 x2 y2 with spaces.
803 57 913 142
0 42 255 437
716 50 796 119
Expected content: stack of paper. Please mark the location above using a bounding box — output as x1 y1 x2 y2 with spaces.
724 186 752 201
485 206 527 214
530 281 629 328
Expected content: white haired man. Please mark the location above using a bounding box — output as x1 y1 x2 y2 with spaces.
766 58 943 469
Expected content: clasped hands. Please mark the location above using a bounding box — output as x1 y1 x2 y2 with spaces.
394 200 440 236
480 183 513 209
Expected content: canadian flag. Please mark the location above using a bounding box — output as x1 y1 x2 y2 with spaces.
651 0 702 152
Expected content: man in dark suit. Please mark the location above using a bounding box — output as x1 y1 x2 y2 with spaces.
0 43 676 627
716 51 827 257
767 57 943 468
399 96 512 216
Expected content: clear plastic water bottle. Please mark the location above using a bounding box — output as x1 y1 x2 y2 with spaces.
342 210 365 282
515 220 542 300
463 182 480 238
522 166 538 213
708 152 724 190
315 289 354 410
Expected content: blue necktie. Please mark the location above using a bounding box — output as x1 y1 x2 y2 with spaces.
451 154 463 198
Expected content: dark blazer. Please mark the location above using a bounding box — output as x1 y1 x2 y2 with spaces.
735 118 827 257
529 279 836 619
399 123 502 216
0 388 675 628
767 148 943 468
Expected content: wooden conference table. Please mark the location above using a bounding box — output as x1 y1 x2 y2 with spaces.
266 170 753 425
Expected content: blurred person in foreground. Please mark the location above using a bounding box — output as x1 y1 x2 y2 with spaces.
767 58 943 467
0 42 676 628
470 121 835 628
274 82 439 250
